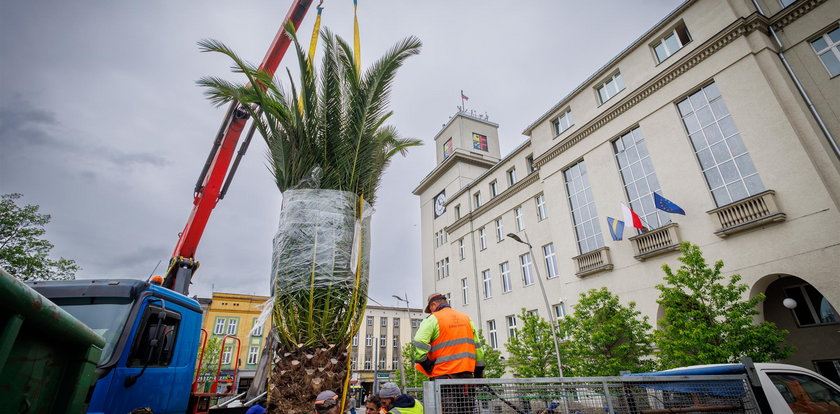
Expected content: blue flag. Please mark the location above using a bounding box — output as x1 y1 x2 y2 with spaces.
654 192 686 215
607 217 625 241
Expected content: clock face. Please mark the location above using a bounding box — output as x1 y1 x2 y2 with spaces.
434 191 446 218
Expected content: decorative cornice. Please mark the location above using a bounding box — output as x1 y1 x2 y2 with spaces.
534 13 770 169
445 140 533 203
444 172 540 234
770 0 828 31
413 151 497 195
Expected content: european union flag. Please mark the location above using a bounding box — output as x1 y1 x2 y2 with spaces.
607 217 625 241
654 192 686 215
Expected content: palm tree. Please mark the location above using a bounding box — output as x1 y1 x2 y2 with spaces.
198 25 421 413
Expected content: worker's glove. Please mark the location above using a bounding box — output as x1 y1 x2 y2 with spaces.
474 361 485 378
417 355 435 373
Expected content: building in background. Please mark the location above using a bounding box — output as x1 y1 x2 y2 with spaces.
415 0 840 381
350 305 425 397
198 292 270 393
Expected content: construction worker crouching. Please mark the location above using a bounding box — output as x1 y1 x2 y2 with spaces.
412 293 484 413
378 382 423 414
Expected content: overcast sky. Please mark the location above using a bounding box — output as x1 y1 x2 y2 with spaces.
1 0 683 307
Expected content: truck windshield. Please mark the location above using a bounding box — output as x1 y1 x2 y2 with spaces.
52 297 134 364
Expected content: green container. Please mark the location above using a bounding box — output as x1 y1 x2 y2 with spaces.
0 268 105 413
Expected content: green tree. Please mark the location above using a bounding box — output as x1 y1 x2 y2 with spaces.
195 336 223 391
0 193 79 281
479 332 506 378
559 288 654 376
504 309 559 378
394 343 424 389
655 242 794 368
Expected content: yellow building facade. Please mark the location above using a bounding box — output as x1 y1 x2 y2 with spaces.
198 292 270 392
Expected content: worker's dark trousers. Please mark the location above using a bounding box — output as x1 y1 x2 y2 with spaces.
432 372 475 414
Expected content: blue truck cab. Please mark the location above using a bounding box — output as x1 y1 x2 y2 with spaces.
29 279 202 414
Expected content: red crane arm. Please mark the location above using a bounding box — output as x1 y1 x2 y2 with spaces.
164 0 314 293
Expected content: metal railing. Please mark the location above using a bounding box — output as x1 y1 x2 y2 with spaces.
422 375 760 414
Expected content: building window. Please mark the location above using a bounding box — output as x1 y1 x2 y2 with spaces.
443 137 454 159
543 243 559 279
553 303 567 319
535 194 548 221
813 360 840 385
474 192 482 208
526 155 535 173
367 316 374 326
520 253 535 286
779 0 796 6
352 335 358 346
678 82 764 206
613 127 667 230
214 318 225 335
380 335 387 347
436 260 443 280
514 207 525 231
461 278 469 305
226 318 238 336
473 132 489 151
458 238 465 260
784 285 839 327
411 318 420 328
507 167 517 186
552 108 574 135
479 227 487 250
495 218 505 242
653 21 691 63
393 336 398 347
351 357 357 370
564 160 604 254
527 309 539 316
364 357 372 370
811 27 840 77
366 334 373 347
392 358 400 369
506 315 518 339
500 262 512 293
597 72 624 104
247 346 259 365
482 269 492 299
251 319 263 337
444 258 449 278
393 318 400 327
487 320 498 349
380 317 387 327
490 180 499 197
222 346 232 365
445 292 451 302
454 204 461 220
436 258 450 280
379 359 387 370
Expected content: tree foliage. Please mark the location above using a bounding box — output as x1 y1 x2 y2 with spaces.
504 309 560 378
655 242 794 368
394 343 425 389
0 193 78 281
559 287 654 376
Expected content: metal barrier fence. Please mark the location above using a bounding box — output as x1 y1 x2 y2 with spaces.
405 386 424 403
421 375 760 414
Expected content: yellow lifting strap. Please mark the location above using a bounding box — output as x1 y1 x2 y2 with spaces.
299 3 324 114
353 0 361 72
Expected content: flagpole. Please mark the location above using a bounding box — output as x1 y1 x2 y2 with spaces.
460 90 465 111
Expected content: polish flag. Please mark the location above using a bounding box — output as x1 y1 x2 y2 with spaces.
621 203 644 230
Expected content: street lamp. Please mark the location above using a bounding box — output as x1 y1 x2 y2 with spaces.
392 294 411 390
507 232 565 379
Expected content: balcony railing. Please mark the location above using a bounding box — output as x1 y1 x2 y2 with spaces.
708 190 785 237
629 223 681 261
573 246 613 277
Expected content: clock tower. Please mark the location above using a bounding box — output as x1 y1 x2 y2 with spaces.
413 110 501 300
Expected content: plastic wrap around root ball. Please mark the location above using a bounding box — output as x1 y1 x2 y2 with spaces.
271 189 371 349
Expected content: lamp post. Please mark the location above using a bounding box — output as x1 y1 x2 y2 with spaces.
507 232 565 378
392 294 411 390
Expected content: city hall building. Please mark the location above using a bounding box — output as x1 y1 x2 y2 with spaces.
414 0 840 381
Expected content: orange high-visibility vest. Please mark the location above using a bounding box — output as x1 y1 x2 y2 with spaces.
425 307 476 377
